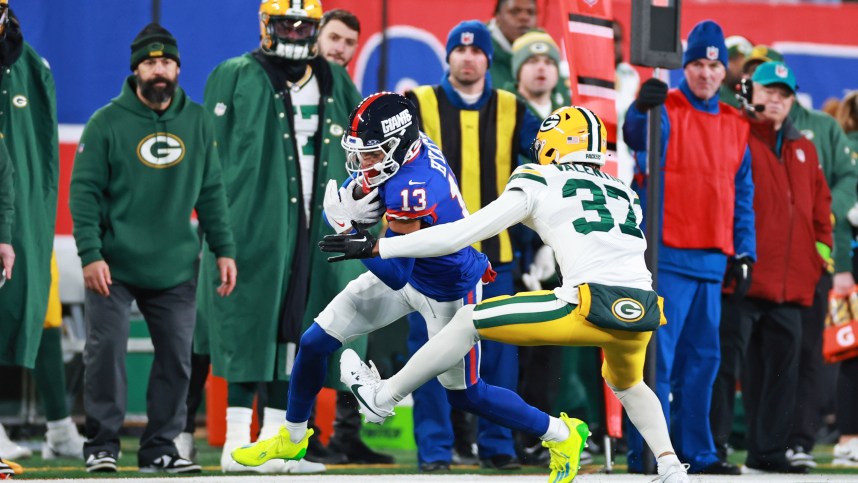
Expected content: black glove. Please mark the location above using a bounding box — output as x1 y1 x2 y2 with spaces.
319 222 377 262
635 78 668 111
724 256 754 301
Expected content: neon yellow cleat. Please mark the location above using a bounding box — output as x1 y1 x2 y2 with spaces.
542 413 589 483
231 427 313 467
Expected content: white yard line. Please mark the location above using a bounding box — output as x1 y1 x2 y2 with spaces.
17 475 858 482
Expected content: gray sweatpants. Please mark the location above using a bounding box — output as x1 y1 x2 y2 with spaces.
82 278 196 465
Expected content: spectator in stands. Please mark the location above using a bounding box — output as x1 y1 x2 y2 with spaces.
711 61 830 475
317 9 360 68
720 35 753 108
0 2 86 464
69 22 236 474
623 19 755 475
741 45 783 77
488 0 570 106
834 90 858 468
197 0 362 473
404 19 540 471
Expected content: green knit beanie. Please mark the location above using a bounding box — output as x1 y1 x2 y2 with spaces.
130 22 180 71
511 30 561 80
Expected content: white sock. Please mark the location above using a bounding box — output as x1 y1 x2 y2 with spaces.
259 407 286 440
46 416 74 432
657 453 681 474
541 416 571 443
225 407 253 448
374 381 400 408
386 306 480 400
285 420 308 444
611 382 675 457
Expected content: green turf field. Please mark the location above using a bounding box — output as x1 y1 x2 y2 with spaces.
7 435 858 479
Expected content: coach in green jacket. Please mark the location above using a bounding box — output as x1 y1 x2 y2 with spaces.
0 9 58 370
198 1 365 472
70 23 235 472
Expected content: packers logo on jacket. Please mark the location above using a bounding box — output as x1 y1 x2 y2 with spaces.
137 133 185 168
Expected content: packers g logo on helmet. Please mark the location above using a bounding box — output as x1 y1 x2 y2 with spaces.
259 0 323 60
530 106 607 166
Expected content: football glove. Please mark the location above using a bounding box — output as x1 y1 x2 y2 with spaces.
322 178 384 234
635 78 668 111
521 245 556 291
724 256 753 301
319 223 377 262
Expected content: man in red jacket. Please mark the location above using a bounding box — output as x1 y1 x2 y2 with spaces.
710 61 832 474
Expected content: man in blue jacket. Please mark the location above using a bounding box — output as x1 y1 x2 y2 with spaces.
623 19 756 475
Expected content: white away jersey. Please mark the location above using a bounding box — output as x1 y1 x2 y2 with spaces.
506 163 652 303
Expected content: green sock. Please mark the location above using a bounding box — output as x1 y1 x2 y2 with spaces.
227 381 256 408
32 328 70 421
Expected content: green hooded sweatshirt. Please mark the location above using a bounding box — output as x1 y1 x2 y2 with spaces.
789 102 857 273
70 76 235 290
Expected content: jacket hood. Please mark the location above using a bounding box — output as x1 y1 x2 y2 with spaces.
111 75 187 121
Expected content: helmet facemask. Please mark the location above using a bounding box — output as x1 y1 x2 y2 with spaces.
261 15 320 60
343 135 402 190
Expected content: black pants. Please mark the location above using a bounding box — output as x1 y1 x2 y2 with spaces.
838 357 858 435
516 345 563 448
711 296 801 467
789 274 831 450
83 278 196 466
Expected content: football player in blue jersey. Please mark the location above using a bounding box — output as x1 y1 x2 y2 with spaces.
231 92 587 475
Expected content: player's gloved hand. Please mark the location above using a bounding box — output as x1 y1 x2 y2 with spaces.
635 78 668 111
322 178 384 234
521 245 556 291
724 255 753 301
319 222 378 262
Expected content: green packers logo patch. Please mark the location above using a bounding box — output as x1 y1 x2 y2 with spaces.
12 95 27 108
137 133 185 168
611 298 645 323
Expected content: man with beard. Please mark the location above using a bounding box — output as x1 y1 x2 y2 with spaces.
197 0 364 473
69 22 237 474
403 20 540 471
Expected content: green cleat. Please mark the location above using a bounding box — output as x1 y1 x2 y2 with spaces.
231 427 313 467
542 413 589 483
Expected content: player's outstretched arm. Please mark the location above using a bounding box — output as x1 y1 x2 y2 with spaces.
378 189 527 259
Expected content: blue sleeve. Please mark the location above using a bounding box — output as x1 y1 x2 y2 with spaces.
732 145 756 261
623 104 670 156
518 108 542 157
360 227 415 290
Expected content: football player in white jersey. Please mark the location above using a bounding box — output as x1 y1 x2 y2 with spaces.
321 106 690 483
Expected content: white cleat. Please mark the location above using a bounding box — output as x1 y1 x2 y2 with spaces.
285 458 326 473
339 349 395 424
657 461 690 483
833 440 858 467
0 424 31 460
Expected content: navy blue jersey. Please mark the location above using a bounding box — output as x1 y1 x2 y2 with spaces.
381 134 489 301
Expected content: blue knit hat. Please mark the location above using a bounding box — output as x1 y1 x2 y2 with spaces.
683 20 727 68
446 20 493 66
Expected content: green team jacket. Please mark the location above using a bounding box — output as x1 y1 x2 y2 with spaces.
70 77 235 290
198 54 365 384
0 138 12 244
789 103 858 273
0 43 58 368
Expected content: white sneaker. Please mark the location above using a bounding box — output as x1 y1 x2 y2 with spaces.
0 424 31 460
833 440 858 467
786 446 817 468
173 432 196 461
339 349 394 424
42 419 85 460
657 461 690 483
